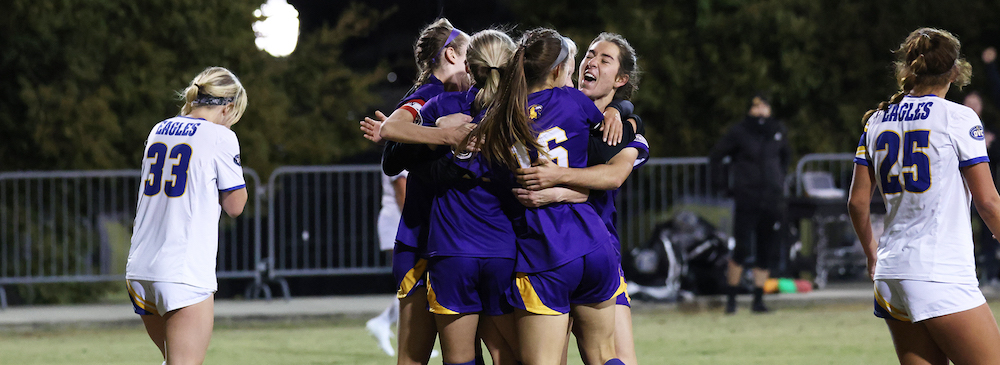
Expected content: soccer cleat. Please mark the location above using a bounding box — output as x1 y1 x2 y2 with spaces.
365 317 395 356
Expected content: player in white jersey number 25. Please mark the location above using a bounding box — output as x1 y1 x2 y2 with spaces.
849 28 1000 365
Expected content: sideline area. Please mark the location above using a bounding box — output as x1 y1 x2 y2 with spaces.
0 281 945 331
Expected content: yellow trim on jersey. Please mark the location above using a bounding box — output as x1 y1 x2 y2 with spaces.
396 258 428 299
515 272 562 315
126 280 160 316
614 275 630 305
425 273 460 315
874 285 911 322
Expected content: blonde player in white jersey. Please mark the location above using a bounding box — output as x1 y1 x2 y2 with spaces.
849 28 1000 365
367 170 408 356
126 67 248 365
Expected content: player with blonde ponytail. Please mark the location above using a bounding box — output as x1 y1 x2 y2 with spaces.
126 66 249 364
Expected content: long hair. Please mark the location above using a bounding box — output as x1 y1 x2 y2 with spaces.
467 29 516 113
178 67 248 127
862 28 971 123
413 18 469 87
464 28 567 171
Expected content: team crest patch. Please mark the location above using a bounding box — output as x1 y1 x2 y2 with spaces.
234 154 242 166
528 104 543 120
970 125 985 141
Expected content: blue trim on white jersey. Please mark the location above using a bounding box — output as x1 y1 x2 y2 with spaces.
854 157 869 166
959 156 990 167
904 94 938 98
220 184 246 192
176 115 208 121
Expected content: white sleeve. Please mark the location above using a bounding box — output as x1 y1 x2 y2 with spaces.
390 170 409 181
949 108 989 167
216 131 246 191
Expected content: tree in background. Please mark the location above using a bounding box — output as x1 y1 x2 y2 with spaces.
510 0 1000 158
0 0 389 176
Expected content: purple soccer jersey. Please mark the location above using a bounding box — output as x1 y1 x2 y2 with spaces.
418 88 518 259
393 76 447 250
507 87 614 273
587 134 650 253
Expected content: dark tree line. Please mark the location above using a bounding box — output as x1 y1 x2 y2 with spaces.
4 0 1000 173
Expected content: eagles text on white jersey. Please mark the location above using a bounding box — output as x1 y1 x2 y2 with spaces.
856 95 989 284
126 116 245 291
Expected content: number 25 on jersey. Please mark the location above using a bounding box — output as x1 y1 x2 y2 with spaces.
875 130 931 194
144 142 193 197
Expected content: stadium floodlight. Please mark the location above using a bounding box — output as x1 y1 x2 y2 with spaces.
253 0 299 57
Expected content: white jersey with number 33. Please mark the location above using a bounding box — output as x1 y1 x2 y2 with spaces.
856 95 989 284
126 116 245 291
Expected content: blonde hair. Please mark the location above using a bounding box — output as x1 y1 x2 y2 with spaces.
467 29 516 113
465 28 566 171
863 28 971 123
179 67 248 127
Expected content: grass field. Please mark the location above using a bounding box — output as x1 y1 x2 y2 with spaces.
3 301 984 365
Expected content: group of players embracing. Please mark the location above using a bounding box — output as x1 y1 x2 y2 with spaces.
359 18 648 365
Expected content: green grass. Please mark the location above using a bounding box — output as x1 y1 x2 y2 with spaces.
2 302 985 364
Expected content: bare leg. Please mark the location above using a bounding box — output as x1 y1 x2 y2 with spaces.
566 317 576 365
436 313 480 364
923 303 1000 365
726 260 743 286
570 299 617 365
516 309 570 365
885 319 948 365
140 314 167 360
751 268 769 287
614 304 638 365
480 315 518 365
163 294 214 365
397 288 437 365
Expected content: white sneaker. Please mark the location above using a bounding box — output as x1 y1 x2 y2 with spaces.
365 317 395 357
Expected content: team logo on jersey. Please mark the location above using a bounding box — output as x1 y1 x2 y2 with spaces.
234 154 242 166
528 104 543 120
971 125 985 141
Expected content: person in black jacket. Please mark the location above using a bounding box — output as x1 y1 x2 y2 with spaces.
709 94 791 314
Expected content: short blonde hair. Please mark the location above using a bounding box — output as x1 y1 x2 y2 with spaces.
179 67 248 127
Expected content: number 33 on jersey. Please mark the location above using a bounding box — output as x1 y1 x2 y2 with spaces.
137 116 245 204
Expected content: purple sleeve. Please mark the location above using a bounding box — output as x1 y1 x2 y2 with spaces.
627 134 650 169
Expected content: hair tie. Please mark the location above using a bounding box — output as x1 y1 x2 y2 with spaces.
549 36 571 71
432 29 462 64
488 66 501 72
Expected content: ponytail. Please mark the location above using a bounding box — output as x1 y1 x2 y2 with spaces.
465 45 543 171
862 27 971 123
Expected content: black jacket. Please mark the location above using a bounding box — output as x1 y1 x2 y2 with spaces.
709 115 791 206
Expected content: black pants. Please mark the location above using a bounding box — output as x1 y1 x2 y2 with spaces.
731 203 784 270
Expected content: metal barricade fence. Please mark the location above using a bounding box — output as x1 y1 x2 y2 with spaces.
795 153 857 197
265 165 389 299
615 157 723 252
0 169 264 308
790 153 859 287
0 155 861 305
